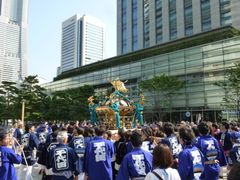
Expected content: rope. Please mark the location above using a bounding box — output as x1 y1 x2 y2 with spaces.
12 137 34 180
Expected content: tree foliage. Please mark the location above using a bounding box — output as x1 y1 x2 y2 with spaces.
215 63 240 117
139 74 185 108
46 85 94 121
0 75 94 124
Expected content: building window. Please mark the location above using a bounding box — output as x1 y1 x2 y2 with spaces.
122 0 127 54
169 0 177 40
184 0 193 36
201 0 211 31
132 0 138 51
155 0 163 44
219 0 232 26
143 0 150 48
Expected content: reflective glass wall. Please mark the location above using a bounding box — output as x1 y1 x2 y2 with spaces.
44 36 240 115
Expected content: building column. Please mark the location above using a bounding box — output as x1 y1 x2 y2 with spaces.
176 0 184 38
162 0 169 43
192 0 202 34
117 0 122 55
127 0 132 53
149 0 156 47
138 0 144 50
211 0 220 29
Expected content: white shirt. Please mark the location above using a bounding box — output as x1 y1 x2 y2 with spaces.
145 168 181 180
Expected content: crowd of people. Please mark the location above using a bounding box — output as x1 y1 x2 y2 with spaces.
1 120 240 180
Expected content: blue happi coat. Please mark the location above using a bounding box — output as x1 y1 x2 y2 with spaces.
21 132 39 165
49 143 78 176
162 134 183 159
84 136 115 180
36 131 48 157
13 128 23 145
195 135 221 180
116 147 153 180
229 143 240 165
178 145 204 180
0 146 22 180
68 136 86 173
220 130 233 151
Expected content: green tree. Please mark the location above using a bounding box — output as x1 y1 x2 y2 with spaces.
18 75 48 122
0 81 20 122
139 74 185 121
0 75 94 124
46 85 94 121
215 63 240 120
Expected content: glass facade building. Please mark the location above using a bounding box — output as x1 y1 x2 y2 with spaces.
60 15 106 74
45 27 240 121
143 0 150 48
155 0 163 44
169 0 177 40
0 0 28 83
184 0 193 36
117 0 240 55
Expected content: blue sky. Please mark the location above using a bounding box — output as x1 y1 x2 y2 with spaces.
28 0 117 82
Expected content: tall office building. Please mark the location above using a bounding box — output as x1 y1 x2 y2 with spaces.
0 0 28 83
60 14 106 73
117 0 240 55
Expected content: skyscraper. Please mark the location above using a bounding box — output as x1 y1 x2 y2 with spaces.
0 0 28 83
60 14 106 73
117 0 240 55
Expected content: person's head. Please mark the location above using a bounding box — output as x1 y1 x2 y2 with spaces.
152 144 173 168
230 122 238 131
180 121 186 127
130 131 142 148
103 130 112 140
197 121 209 136
51 124 59 133
163 122 174 136
212 123 218 132
57 131 68 144
228 162 240 180
141 127 152 140
118 127 126 139
83 127 94 137
25 124 35 133
17 121 23 129
95 126 106 136
178 127 195 145
0 127 9 146
124 130 132 141
221 122 230 132
192 126 200 137
67 125 74 134
73 127 84 136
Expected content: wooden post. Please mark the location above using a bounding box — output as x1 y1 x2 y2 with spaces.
21 100 25 129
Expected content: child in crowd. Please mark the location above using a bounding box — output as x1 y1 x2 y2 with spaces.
0 126 22 180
